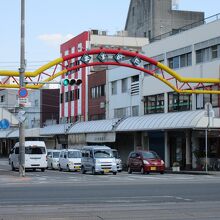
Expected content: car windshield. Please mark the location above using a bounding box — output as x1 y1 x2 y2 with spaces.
53 152 60 158
112 150 119 158
94 149 113 158
68 151 81 158
25 146 46 154
142 151 159 159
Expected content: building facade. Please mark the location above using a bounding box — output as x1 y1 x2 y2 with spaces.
125 0 204 41
106 16 220 169
60 30 148 123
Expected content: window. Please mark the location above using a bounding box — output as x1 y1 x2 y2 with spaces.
196 44 220 64
168 53 192 69
70 90 74 101
121 78 128 93
34 100 39 107
25 147 46 154
114 108 127 118
0 95 5 103
91 85 105 99
60 93 63 103
132 106 139 116
144 94 164 114
144 60 164 75
196 85 220 109
65 92 69 102
168 92 191 112
132 7 135 16
131 75 139 82
111 81 117 95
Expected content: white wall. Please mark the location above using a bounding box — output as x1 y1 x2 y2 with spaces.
107 66 142 119
142 19 220 96
26 90 41 128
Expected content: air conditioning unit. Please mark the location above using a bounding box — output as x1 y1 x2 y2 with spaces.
100 102 105 109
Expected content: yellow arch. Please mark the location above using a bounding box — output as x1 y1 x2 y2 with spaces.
0 51 219 93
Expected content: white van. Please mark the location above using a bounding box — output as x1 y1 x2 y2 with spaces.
58 149 81 172
10 141 47 172
47 149 61 169
81 146 117 175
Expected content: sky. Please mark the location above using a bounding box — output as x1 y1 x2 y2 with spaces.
0 0 219 72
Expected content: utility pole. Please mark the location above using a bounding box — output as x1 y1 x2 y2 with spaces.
19 0 26 177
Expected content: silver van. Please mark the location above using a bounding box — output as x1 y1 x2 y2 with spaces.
81 146 117 175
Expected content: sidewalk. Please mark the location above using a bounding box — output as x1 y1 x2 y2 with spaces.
165 169 220 175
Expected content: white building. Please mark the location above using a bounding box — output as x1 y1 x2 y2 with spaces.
107 16 220 169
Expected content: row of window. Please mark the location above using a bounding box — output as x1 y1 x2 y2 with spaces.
144 43 220 72
60 89 80 103
168 53 192 69
111 75 139 95
144 88 220 114
114 105 139 118
196 44 220 64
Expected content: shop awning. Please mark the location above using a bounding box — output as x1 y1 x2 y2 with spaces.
7 128 41 138
40 123 72 136
116 110 218 132
68 118 119 134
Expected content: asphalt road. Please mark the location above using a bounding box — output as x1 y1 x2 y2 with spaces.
0 159 220 220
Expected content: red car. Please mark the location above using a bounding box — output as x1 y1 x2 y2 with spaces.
127 150 165 174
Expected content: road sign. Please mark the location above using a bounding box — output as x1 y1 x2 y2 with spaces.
18 98 31 107
0 119 10 129
18 87 28 98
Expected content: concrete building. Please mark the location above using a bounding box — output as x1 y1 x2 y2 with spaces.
125 0 204 41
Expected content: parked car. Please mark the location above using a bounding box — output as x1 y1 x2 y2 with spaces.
47 149 61 169
58 149 81 172
81 146 117 175
10 141 47 172
8 148 14 165
127 150 165 174
112 149 122 172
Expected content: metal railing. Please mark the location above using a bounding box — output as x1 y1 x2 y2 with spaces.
150 13 220 43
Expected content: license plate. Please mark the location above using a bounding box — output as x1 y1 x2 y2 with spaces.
104 169 109 173
75 166 80 169
150 167 156 171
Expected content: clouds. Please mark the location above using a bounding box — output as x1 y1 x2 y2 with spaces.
37 33 74 47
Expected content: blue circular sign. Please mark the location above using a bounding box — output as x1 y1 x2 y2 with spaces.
18 87 28 98
0 119 10 129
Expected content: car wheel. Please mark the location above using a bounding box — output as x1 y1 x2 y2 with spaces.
51 163 54 170
113 172 117 175
67 165 70 172
41 168 45 172
128 166 132 174
81 166 86 174
141 167 145 174
11 162 15 171
92 167 96 175
160 171 164 174
59 164 62 171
